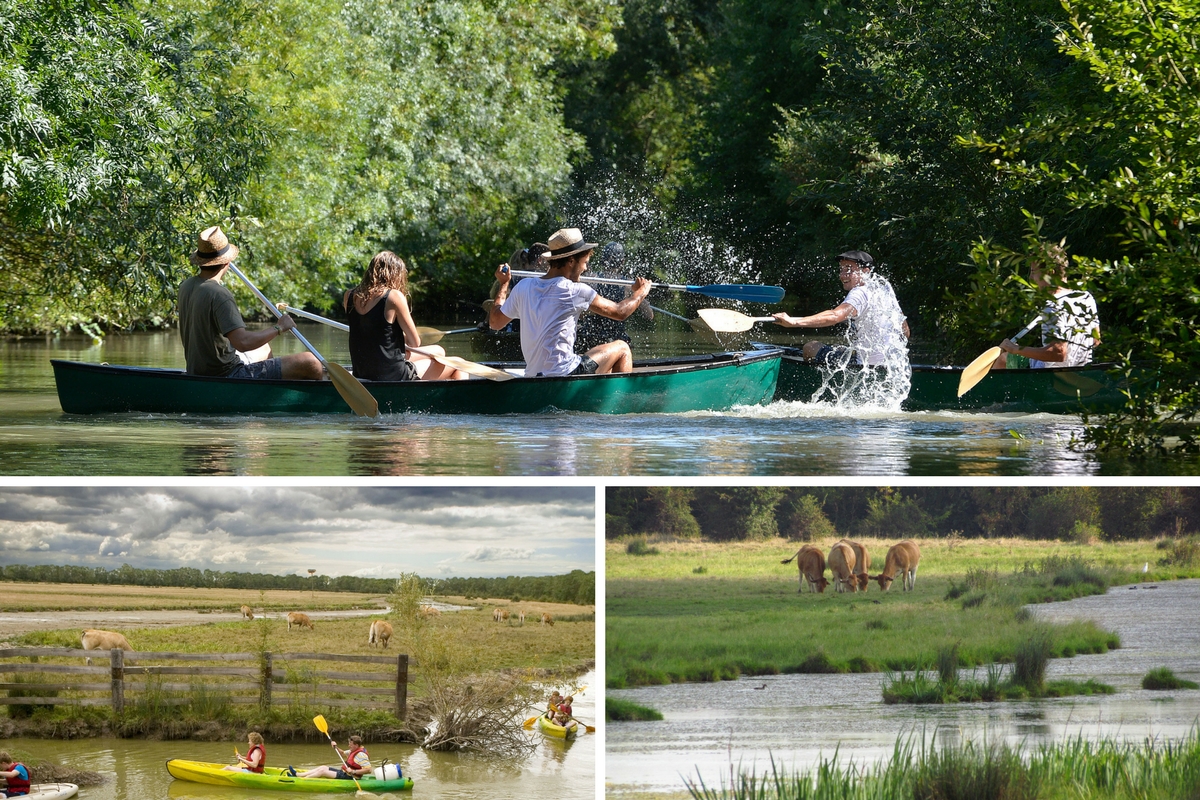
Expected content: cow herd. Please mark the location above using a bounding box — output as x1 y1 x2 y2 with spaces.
492 608 554 626
781 539 921 594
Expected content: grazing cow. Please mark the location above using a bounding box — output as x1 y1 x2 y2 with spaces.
540 613 554 627
240 605 254 620
780 545 828 593
81 629 133 666
368 619 393 648
517 611 526 624
837 539 871 592
827 541 858 593
871 540 922 591
418 605 441 618
287 611 314 630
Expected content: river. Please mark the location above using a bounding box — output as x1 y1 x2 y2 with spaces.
4 329 1193 476
605 580 1200 795
5 672 595 800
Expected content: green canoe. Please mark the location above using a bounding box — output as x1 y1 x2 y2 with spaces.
767 346 1127 413
165 759 413 792
52 349 781 415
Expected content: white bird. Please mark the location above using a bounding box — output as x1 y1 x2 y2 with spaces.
1143 562 1149 573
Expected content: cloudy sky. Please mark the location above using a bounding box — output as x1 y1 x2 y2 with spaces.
0 488 594 578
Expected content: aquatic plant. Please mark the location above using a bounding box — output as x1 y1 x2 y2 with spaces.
1143 667 1200 691
607 697 664 722
1012 629 1052 691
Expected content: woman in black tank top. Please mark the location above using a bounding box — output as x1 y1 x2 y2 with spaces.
344 252 466 381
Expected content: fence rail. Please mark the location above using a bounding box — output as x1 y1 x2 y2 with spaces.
0 647 408 717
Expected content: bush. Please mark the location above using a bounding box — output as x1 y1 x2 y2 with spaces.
626 538 660 556
777 494 837 541
1157 537 1200 568
1142 667 1200 690
1012 630 1053 691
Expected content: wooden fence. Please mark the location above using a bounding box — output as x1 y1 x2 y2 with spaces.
0 648 408 718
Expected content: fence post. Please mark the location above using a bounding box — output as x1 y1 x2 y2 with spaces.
396 654 408 719
110 648 124 714
261 652 273 709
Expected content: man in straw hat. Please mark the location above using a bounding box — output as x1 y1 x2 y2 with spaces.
771 250 910 367
177 226 323 380
488 228 651 376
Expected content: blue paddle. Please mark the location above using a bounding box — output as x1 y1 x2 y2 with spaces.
507 269 785 304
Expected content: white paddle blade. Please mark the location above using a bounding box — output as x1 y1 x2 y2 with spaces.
438 356 515 382
415 326 445 345
957 346 1003 397
696 308 758 333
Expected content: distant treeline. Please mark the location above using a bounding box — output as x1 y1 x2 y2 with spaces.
0 564 594 605
607 487 1200 543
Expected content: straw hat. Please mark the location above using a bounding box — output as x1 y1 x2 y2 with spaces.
546 228 598 261
191 226 240 267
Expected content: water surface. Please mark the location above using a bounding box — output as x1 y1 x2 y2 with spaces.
605 581 1200 794
3 330 1195 476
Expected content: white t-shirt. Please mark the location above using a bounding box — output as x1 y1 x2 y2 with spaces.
500 276 598 376
842 277 908 366
1032 290 1099 368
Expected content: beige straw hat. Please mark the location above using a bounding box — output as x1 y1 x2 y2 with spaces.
546 228 598 260
190 226 240 267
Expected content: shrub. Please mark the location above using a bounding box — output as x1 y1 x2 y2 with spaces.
1067 521 1102 544
1142 667 1200 690
962 593 987 609
777 493 837 541
693 566 707 574
1157 536 1200 568
626 538 660 556
1012 630 1053 691
788 650 844 674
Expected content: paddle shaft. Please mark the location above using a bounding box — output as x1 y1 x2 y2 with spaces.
649 305 690 323
226 264 328 366
1009 315 1044 347
280 303 477 341
507 269 784 303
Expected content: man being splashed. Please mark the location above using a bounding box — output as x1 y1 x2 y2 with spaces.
772 250 910 368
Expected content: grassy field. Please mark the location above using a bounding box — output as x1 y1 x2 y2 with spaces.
607 537 1192 688
0 582 384 612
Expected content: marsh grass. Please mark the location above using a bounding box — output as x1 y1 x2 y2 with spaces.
607 697 664 721
686 729 1200 800
1143 667 1200 690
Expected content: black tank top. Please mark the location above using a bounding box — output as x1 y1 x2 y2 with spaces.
347 290 413 381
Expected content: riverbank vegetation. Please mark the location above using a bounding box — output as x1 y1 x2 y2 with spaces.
1143 668 1200 691
606 698 663 722
687 730 1200 800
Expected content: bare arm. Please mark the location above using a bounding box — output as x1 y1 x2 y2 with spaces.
488 263 514 330
387 290 422 348
226 315 295 351
589 277 651 321
771 302 856 329
999 339 1069 362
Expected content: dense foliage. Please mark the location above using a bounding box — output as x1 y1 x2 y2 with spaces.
0 563 595 604
607 486 1200 542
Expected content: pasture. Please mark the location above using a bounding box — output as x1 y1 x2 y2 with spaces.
0 582 382 612
605 537 1183 688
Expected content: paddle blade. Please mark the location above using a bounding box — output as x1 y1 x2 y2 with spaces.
313 714 329 735
523 715 538 729
415 326 445 345
326 361 380 417
438 356 515 382
697 308 757 333
687 284 786 303
957 346 1002 397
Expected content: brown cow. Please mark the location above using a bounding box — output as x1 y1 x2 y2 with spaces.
781 545 828 593
287 611 314 630
837 539 871 592
827 541 858 593
418 605 441 618
368 619 393 648
81 629 133 666
540 613 554 627
240 605 254 620
872 540 922 591
517 611 526 624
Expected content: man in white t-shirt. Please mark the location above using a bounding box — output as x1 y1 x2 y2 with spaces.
488 228 652 376
998 244 1100 368
771 250 910 366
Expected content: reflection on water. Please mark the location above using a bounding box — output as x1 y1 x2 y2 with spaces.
606 582 1200 794
7 675 594 800
3 331 1198 476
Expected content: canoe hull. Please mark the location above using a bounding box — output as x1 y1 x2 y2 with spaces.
536 714 578 740
770 349 1126 414
28 784 79 800
52 351 780 416
166 760 412 793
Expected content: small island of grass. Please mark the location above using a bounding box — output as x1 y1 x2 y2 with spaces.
1143 667 1200 690
607 697 664 721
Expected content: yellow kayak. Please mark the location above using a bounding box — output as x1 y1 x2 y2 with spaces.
535 713 579 740
166 760 413 792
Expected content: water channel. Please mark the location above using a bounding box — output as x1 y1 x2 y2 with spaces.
4 329 1194 476
5 672 595 800
605 580 1200 795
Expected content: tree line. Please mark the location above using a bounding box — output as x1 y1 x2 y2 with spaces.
0 562 595 605
607 487 1200 543
3 0 1197 452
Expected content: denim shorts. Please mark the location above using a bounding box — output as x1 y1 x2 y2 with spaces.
226 357 284 380
810 344 856 368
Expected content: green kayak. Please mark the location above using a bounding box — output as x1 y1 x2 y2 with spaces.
166 759 413 792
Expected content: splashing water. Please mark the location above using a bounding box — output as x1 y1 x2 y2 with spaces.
807 270 912 410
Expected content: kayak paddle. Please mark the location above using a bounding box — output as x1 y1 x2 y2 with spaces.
312 714 371 797
957 315 1043 397
275 303 511 382
226 263 378 417
696 308 777 333
507 269 785 303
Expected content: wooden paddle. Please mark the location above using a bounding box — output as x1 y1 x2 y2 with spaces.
312 714 371 797
507 269 786 303
277 303 463 345
696 308 777 333
956 315 1043 397
567 714 596 734
225 264 378 417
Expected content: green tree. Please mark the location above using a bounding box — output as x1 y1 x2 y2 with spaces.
776 492 836 542
692 487 784 540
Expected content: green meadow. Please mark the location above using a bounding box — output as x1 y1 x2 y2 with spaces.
607 538 1189 688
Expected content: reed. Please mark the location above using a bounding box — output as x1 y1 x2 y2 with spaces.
607 698 664 721
1143 667 1200 690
